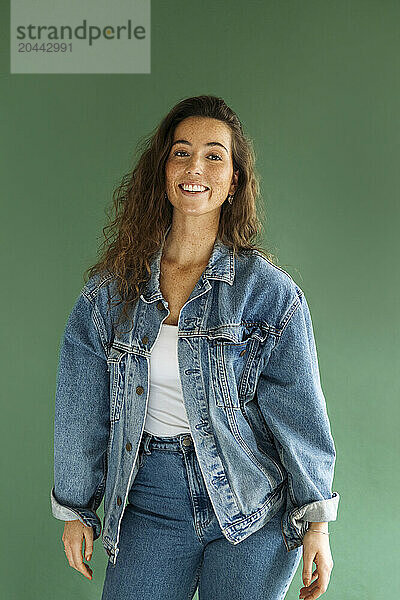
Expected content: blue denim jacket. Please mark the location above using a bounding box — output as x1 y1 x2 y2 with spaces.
50 226 340 565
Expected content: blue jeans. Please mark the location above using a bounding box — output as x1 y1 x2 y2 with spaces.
101 431 302 600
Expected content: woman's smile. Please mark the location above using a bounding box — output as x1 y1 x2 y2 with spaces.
178 183 210 198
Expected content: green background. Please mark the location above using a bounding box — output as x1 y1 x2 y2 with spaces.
1 1 398 598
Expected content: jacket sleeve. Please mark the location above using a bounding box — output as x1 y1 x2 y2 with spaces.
256 290 340 551
50 286 111 541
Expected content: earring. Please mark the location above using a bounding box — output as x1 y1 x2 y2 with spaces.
227 193 234 204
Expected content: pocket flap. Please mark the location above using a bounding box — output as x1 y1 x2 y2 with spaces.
208 322 270 345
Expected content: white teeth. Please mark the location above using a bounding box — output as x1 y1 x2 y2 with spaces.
181 184 208 192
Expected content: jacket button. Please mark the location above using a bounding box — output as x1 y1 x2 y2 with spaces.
126 441 132 451
240 348 246 356
136 386 144 395
157 301 164 310
142 335 149 345
117 496 122 506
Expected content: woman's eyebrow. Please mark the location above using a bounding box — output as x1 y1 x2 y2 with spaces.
171 139 229 154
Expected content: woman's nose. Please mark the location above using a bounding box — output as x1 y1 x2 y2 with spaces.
185 153 204 173
185 160 203 174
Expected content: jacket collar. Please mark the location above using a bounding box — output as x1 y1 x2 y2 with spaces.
141 224 235 302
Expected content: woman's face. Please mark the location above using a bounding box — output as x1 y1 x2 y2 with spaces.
165 116 239 217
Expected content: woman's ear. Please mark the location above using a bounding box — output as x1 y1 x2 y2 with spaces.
231 169 239 193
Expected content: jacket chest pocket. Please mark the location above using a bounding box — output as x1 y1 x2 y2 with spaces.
207 323 269 409
106 345 128 422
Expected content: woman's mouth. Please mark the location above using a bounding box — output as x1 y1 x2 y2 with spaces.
178 184 209 197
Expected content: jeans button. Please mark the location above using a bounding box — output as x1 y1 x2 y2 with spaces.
182 436 192 446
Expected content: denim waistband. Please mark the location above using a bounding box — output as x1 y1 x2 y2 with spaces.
140 430 194 453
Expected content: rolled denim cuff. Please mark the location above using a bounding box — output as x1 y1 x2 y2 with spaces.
281 491 340 551
50 487 102 540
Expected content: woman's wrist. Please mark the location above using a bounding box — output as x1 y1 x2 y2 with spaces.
307 521 329 533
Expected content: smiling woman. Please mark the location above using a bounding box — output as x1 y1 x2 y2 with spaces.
51 95 339 600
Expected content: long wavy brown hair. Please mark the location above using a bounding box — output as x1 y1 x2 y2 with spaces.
84 94 278 332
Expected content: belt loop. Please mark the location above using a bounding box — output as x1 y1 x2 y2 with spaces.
143 432 152 455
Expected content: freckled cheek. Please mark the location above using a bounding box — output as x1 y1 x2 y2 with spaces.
208 182 225 196
165 162 173 177
165 165 179 188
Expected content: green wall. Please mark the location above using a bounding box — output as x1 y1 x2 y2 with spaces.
1 1 398 598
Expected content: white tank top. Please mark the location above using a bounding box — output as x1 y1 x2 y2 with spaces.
143 323 191 436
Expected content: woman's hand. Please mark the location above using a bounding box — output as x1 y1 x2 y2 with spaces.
299 528 334 599
61 520 94 580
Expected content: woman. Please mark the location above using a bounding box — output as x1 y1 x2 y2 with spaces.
51 95 340 600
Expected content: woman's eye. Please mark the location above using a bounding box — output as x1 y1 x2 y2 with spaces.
173 150 222 161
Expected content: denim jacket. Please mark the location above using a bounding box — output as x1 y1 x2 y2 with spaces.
50 225 340 565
